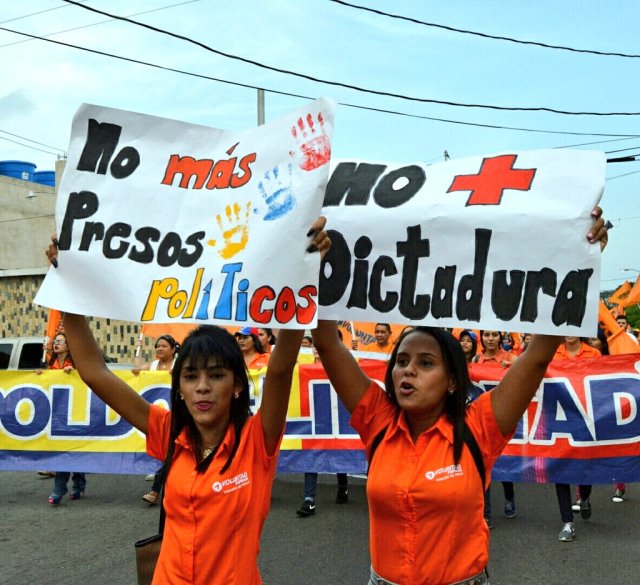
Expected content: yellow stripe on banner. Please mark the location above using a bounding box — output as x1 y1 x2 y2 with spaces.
0 370 171 453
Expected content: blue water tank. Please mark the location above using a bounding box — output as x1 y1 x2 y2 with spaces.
0 160 36 181
34 170 55 186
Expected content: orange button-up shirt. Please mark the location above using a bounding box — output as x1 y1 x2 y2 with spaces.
474 348 514 365
351 383 511 585
146 406 279 585
553 341 601 360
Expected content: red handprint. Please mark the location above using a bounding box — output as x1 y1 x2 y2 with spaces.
290 112 331 171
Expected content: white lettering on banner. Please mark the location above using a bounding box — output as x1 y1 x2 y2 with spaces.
319 151 605 335
425 464 464 482
212 471 250 494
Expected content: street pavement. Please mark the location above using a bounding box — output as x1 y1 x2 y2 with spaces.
2 471 638 584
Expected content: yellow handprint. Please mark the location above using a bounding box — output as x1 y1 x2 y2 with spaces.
208 201 252 259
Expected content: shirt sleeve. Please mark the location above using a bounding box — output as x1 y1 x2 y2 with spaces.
350 381 397 457
146 404 171 461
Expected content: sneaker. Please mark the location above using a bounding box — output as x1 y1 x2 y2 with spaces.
503 500 516 518
571 498 582 513
48 493 63 506
336 488 349 504
144 474 156 481
612 489 626 503
580 498 592 520
296 500 316 517
558 522 575 542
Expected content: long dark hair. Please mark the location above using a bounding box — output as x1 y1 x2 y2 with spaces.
459 330 478 363
158 325 251 481
479 330 504 352
384 327 469 464
48 332 73 368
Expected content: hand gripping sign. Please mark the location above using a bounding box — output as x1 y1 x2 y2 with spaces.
35 99 336 329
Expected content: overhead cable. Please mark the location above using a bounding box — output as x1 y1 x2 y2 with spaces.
60 0 640 116
329 0 640 59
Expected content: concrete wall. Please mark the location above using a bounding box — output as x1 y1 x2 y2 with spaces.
0 159 157 363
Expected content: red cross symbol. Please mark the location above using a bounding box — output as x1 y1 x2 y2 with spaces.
447 154 536 206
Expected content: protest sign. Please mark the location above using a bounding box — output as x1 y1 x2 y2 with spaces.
35 98 335 328
319 150 605 335
2 355 639 483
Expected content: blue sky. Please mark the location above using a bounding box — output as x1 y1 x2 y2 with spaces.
1 0 638 287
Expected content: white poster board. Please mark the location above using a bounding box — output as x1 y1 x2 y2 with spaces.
35 99 336 328
319 150 605 335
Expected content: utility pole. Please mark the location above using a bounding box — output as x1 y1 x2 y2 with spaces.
257 89 265 126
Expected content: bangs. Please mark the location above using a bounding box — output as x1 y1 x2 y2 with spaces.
178 327 238 372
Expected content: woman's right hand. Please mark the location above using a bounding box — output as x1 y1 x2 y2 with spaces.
46 234 59 268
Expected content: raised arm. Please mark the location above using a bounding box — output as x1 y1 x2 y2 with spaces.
490 334 561 435
62 313 151 433
311 320 372 413
45 239 150 433
491 206 608 434
260 217 331 455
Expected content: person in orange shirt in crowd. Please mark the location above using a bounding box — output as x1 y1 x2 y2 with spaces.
472 331 517 522
311 208 607 585
36 332 88 505
552 336 601 542
44 218 330 584
235 326 270 369
363 323 394 353
459 330 478 363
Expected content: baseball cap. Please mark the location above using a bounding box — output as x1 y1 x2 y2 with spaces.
236 326 259 337
460 329 477 341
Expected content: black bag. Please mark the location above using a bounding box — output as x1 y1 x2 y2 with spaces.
134 466 168 585
134 533 163 585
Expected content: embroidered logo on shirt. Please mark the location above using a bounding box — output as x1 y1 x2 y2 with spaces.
212 471 250 494
425 464 463 481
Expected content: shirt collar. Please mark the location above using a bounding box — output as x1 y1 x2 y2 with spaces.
391 408 454 445
174 422 234 458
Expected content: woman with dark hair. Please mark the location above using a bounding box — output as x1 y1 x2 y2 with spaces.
45 218 330 584
473 330 515 368
235 326 270 369
37 332 87 504
309 208 607 585
458 329 478 363
257 327 276 354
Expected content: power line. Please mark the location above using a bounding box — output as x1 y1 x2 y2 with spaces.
329 0 640 59
60 0 640 116
0 0 201 50
0 129 65 152
607 169 640 181
0 134 62 157
3 25 638 141
556 137 640 149
0 0 90 25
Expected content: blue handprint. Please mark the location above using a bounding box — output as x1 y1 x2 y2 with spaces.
258 163 295 221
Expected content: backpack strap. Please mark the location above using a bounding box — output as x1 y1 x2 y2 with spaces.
462 420 486 490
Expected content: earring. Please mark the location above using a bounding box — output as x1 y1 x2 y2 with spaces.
448 388 455 395
179 393 184 400
234 392 240 399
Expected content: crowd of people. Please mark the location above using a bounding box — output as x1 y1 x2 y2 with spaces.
34 209 640 584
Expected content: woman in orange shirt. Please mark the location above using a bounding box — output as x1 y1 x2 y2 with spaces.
235 327 270 369
45 218 329 585
37 332 87 505
312 213 607 584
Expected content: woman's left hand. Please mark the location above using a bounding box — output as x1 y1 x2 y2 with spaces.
306 216 331 259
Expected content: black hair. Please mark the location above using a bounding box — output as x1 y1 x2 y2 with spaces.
458 331 478 363
155 334 179 352
384 327 469 464
258 328 277 347
236 330 265 354
158 325 251 480
375 323 392 333
479 330 504 351
48 332 74 368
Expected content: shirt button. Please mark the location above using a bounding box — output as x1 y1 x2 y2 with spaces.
410 457 417 463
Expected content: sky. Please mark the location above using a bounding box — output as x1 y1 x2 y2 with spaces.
1 0 638 289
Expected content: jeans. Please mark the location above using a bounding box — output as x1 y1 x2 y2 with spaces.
556 483 591 522
53 472 86 496
368 566 489 585
303 472 348 501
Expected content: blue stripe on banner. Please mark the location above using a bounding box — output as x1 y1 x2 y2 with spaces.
493 455 640 484
0 450 161 475
278 449 368 474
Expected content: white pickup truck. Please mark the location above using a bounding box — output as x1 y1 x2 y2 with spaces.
0 337 132 370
